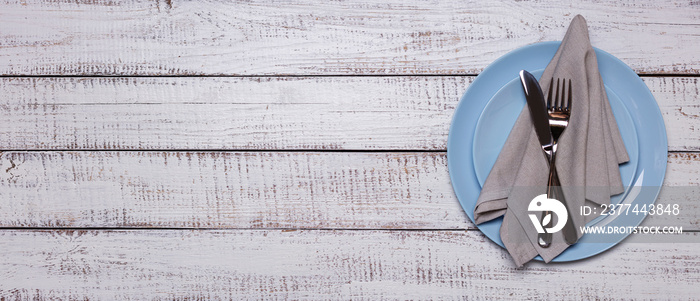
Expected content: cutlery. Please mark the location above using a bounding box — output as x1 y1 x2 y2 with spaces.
519 71 554 156
519 70 556 247
519 71 578 247
545 77 578 246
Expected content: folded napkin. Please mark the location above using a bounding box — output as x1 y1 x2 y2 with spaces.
473 15 629 266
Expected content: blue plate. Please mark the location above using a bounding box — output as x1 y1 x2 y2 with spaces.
447 42 668 262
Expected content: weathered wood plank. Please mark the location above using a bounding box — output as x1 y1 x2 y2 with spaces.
649 77 700 152
1 0 699 75
0 76 468 151
0 151 697 229
1 76 697 151
0 229 697 300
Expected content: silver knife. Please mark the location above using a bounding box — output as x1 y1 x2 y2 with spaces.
520 70 554 156
519 70 556 248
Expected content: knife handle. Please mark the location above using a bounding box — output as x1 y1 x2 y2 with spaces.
539 156 579 247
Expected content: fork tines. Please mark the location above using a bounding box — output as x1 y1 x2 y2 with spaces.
547 78 572 113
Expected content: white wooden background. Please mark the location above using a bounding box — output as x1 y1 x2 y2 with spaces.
1 0 699 299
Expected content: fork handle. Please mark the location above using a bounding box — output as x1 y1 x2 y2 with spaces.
538 154 579 247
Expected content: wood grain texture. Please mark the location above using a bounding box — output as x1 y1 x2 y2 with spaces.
1 151 697 229
0 229 698 300
1 0 698 298
0 76 468 151
1 0 699 75
1 76 698 151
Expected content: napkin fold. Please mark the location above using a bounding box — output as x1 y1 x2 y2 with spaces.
473 15 629 267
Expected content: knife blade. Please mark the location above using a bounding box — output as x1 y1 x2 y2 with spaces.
519 70 556 248
519 70 553 153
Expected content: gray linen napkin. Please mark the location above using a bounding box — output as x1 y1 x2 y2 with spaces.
473 15 629 267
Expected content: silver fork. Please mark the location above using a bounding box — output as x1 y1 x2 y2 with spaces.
538 78 578 247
